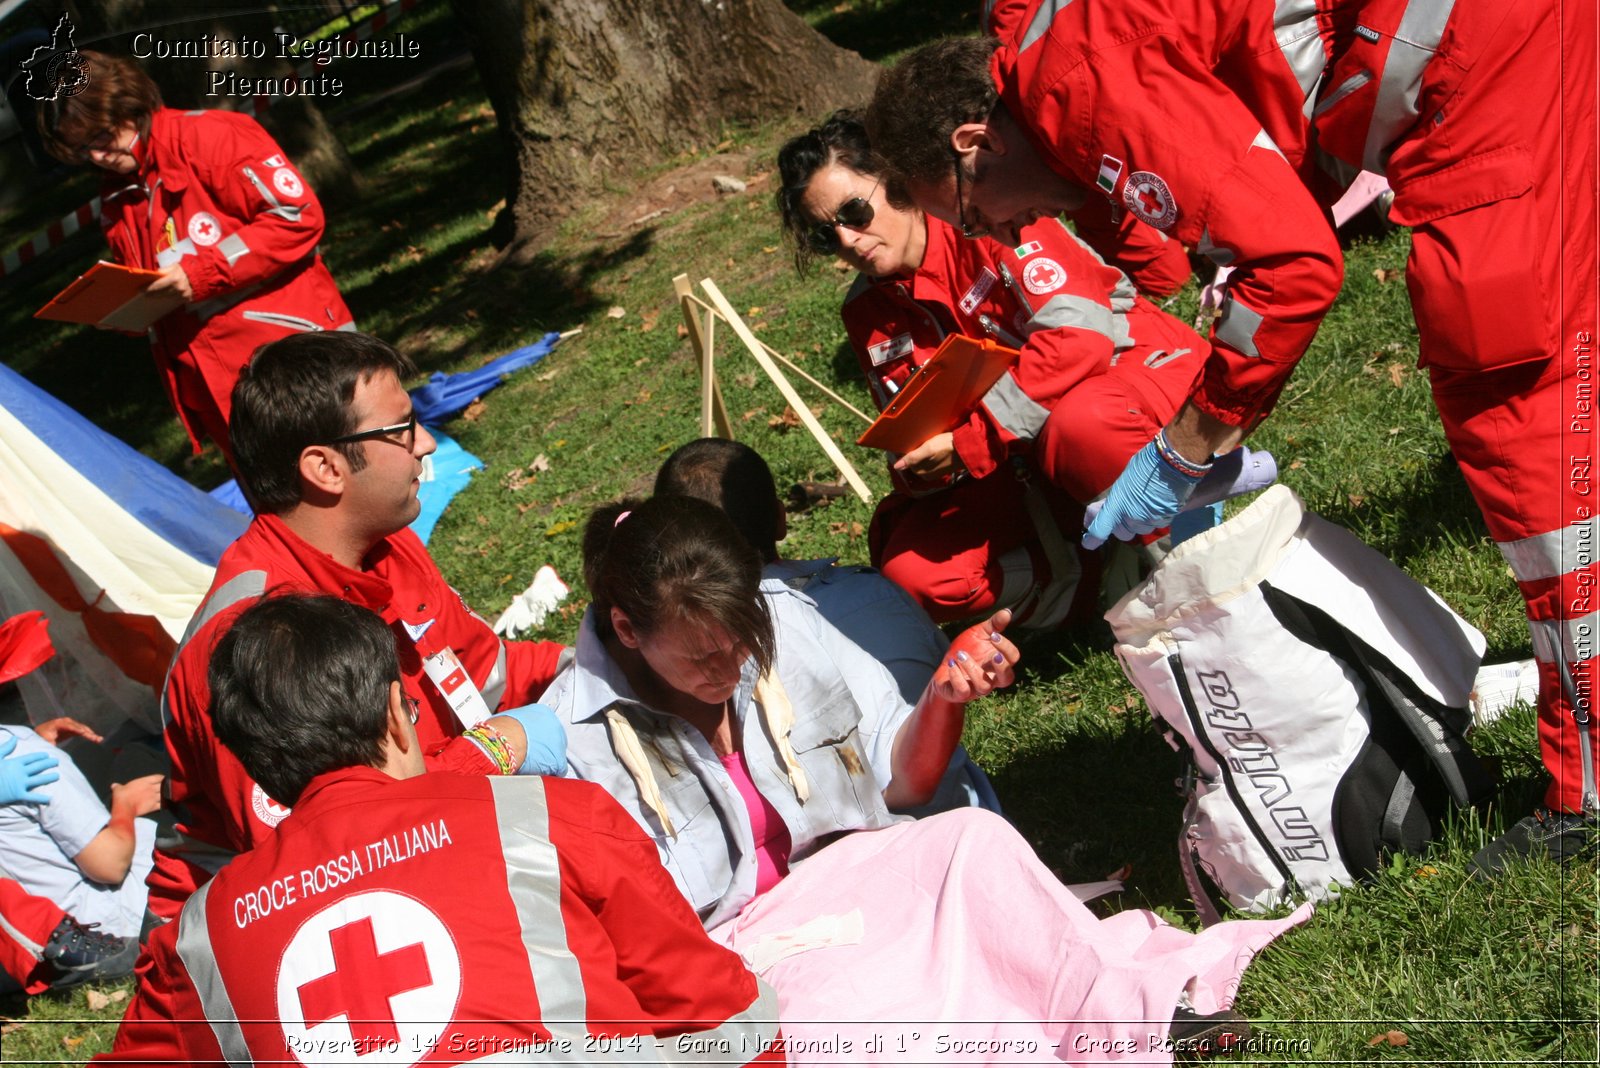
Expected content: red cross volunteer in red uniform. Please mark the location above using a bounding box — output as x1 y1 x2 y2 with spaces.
1312 0 1599 868
40 51 354 464
148 333 568 922
872 0 1599 866
98 595 781 1066
778 113 1202 626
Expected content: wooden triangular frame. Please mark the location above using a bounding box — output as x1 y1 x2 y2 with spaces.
673 274 874 503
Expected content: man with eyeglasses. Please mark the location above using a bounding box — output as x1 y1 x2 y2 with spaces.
145 331 570 924
98 594 782 1066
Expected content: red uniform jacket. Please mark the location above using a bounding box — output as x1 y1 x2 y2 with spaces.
991 0 1345 429
149 515 566 921
842 216 1203 484
100 108 353 453
99 770 782 1065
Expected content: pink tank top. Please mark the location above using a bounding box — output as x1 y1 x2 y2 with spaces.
719 749 792 895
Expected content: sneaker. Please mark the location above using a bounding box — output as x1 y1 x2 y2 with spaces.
39 916 138 987
1170 1007 1251 1058
1470 807 1598 878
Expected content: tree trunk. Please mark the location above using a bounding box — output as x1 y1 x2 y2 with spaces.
449 0 878 261
66 0 359 203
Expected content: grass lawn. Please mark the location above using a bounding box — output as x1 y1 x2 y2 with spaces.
1 0 1595 1062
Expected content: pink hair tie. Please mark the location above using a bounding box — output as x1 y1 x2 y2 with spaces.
614 510 632 528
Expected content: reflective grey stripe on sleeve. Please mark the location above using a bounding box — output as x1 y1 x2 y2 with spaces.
240 310 322 332
1530 615 1600 666
1029 293 1116 340
242 165 305 223
1363 0 1456 172
0 903 44 958
981 374 1051 440
1019 0 1072 52
481 642 510 711
218 233 251 266
174 880 253 1066
1196 229 1235 267
1215 294 1265 358
1273 0 1330 116
162 570 268 729
1498 519 1599 583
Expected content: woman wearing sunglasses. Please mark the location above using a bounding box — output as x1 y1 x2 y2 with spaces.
776 112 1207 627
544 493 1305 1062
38 51 354 471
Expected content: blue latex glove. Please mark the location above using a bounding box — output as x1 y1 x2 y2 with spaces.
1082 437 1205 550
496 703 568 775
0 733 59 805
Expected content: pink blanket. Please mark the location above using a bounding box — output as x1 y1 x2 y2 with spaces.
712 810 1311 1066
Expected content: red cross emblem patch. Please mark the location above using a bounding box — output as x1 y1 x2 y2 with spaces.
1122 171 1178 229
1021 257 1067 296
187 211 222 247
276 890 461 1064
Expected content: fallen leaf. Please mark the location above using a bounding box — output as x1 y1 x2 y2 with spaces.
677 323 690 338
832 258 852 272
1348 494 1366 508
827 521 866 537
1387 362 1407 387
747 306 763 316
462 398 487 421
545 520 578 537
736 372 758 389
537 368 559 382
1373 267 1402 283
606 306 626 320
762 246 779 254
86 989 110 1011
640 309 661 332
63 1037 84 1049
1289 459 1304 470
1414 865 1439 878
1388 427 1401 436
2 1021 22 1034
634 356 651 367
530 454 551 473
741 408 765 422
768 407 803 430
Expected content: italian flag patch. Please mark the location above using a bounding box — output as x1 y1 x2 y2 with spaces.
1096 154 1124 195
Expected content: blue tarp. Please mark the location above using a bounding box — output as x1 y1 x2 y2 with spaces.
410 332 561 424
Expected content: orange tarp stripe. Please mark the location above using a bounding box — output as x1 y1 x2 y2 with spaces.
0 523 175 695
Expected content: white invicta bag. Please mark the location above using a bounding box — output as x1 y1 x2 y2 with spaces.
1106 485 1495 920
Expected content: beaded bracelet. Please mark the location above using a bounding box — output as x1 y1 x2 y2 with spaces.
463 722 517 775
1154 428 1215 480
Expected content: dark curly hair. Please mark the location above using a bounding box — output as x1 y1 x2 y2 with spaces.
866 37 1001 190
774 109 880 274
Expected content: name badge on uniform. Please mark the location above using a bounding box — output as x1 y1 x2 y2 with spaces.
867 333 915 366
958 267 998 315
421 647 492 729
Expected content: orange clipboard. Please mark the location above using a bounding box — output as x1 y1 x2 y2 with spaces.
34 261 182 332
856 334 1020 454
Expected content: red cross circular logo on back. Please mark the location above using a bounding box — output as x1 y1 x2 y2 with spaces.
1122 171 1178 229
277 890 461 1065
1021 257 1067 296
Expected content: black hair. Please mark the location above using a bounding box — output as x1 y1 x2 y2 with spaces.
229 332 414 514
207 593 400 807
775 109 881 273
582 495 775 675
654 438 782 563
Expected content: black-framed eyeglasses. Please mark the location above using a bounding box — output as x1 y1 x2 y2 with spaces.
328 412 418 450
804 180 881 254
952 150 991 241
403 695 420 725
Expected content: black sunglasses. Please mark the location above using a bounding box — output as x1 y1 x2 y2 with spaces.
804 181 881 254
328 412 418 450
